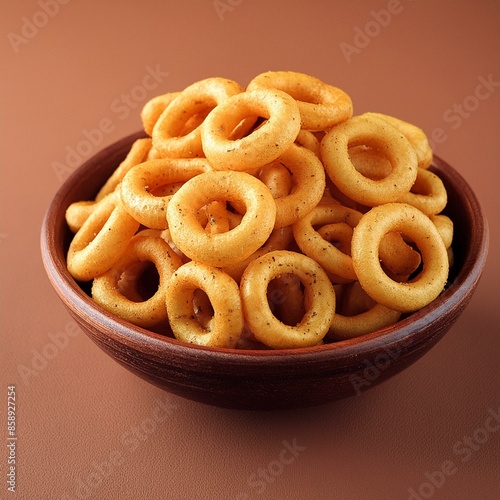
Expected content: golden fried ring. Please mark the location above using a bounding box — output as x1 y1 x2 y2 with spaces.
365 112 433 169
316 223 353 255
351 203 449 312
320 114 418 206
431 214 454 249
270 144 326 228
295 129 321 157
221 226 294 282
246 71 353 131
240 250 336 349
396 167 448 216
152 77 243 158
66 200 100 233
96 138 152 201
165 261 244 348
327 282 402 340
120 158 210 229
91 234 182 327
329 305 401 340
67 192 140 281
141 92 181 137
379 232 422 278
166 170 277 267
258 161 293 199
201 89 301 171
292 204 363 281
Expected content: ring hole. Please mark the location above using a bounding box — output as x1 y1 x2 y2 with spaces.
348 145 394 180
267 274 306 326
118 261 159 302
192 289 214 331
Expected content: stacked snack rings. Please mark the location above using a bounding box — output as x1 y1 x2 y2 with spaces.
65 70 453 350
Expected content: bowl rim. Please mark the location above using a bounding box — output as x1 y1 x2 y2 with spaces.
40 131 490 365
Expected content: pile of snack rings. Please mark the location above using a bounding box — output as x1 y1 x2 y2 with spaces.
65 71 454 350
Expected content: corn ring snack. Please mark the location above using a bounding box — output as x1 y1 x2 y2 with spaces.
152 77 243 158
364 112 433 169
246 71 353 131
292 204 363 281
96 138 152 201
64 71 455 347
431 214 454 249
141 92 181 136
165 261 244 348
120 158 210 230
351 203 449 312
295 129 321 157
91 233 182 327
328 282 401 340
201 89 301 171
263 144 326 228
166 170 276 267
67 192 140 281
257 161 293 199
396 167 448 216
240 250 336 349
321 114 418 206
221 226 294 282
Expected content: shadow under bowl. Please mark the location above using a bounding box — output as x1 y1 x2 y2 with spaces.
41 131 489 410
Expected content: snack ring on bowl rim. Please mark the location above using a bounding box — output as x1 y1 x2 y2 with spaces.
292 203 363 281
201 89 301 171
152 77 243 158
246 70 353 131
165 261 244 348
67 192 140 282
166 170 277 267
120 158 211 230
240 250 336 349
351 203 449 313
396 167 448 216
261 144 326 229
320 113 418 206
91 233 183 328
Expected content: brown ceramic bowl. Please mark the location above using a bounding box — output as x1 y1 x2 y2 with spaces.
41 131 489 410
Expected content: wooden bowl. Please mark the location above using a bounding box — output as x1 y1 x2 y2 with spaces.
41 131 489 410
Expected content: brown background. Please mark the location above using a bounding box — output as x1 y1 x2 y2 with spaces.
1 1 499 499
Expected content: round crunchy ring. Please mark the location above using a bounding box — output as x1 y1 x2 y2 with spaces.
351 203 449 312
141 92 181 136
221 226 294 282
247 71 353 131
166 170 277 267
292 204 363 281
431 214 454 249
91 234 183 327
152 77 243 158
240 250 336 349
201 89 301 171
96 138 152 201
396 167 448 216
365 112 433 169
120 158 211 229
165 261 244 348
320 114 418 206
263 144 326 228
67 193 140 281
